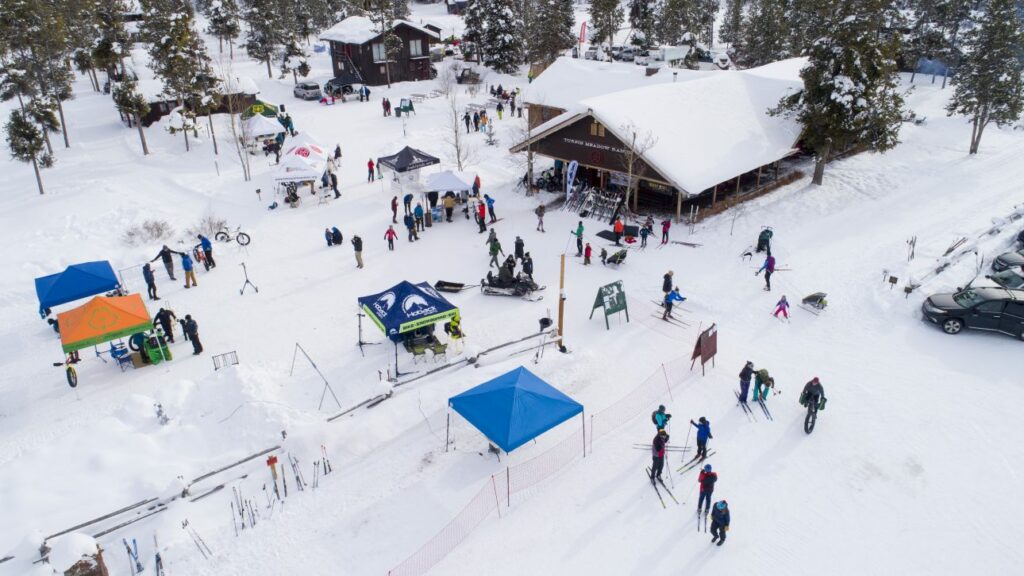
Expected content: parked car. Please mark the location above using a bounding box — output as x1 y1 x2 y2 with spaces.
921 286 1024 339
456 68 481 84
293 81 322 100
986 268 1024 290
615 47 636 61
323 77 355 96
992 247 1024 272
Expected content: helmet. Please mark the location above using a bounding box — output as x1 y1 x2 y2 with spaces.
703 464 712 472
716 501 727 510
658 405 666 412
699 416 707 424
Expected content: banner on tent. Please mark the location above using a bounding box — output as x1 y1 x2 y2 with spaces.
589 281 628 330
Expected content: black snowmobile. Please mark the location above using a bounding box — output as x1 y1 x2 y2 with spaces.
481 268 545 301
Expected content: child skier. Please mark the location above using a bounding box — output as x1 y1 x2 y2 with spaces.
773 295 790 319
697 464 717 514
689 417 712 461
710 501 730 546
753 369 774 402
584 243 592 265
663 288 685 320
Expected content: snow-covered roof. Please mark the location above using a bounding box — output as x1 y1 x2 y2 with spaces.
514 59 807 195
136 78 169 102
523 57 711 111
243 114 284 140
221 75 259 96
319 16 440 45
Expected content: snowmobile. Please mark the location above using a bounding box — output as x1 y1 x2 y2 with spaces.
481 269 545 301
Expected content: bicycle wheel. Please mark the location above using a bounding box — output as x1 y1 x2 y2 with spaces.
66 365 78 388
803 408 816 434
215 231 230 242
236 232 251 246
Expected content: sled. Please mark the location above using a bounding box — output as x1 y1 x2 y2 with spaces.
434 280 480 293
801 292 828 314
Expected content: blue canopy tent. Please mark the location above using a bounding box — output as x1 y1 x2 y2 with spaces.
35 261 120 317
447 366 584 454
358 281 459 376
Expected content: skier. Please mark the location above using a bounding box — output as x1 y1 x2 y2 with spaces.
404 193 414 216
661 219 671 244
477 201 487 233
535 204 545 232
639 225 650 248
522 252 534 279
403 213 418 242
690 417 712 461
181 252 197 289
651 405 672 430
485 194 497 223
463 111 471 133
472 111 480 131
710 501 730 546
197 234 215 269
325 227 335 247
514 236 525 261
332 227 343 246
753 368 774 402
488 238 504 268
183 314 202 355
650 428 669 484
384 225 397 251
443 193 456 222
496 101 504 120
391 196 399 223
574 221 584 255
800 377 826 410
151 245 180 281
351 235 364 269
756 252 776 291
583 243 592 265
738 361 755 404
662 270 674 297
697 464 717 514
153 308 177 343
142 263 159 300
367 159 375 182
756 227 773 253
414 203 425 231
613 217 624 246
663 287 685 320
773 295 790 319
509 99 516 117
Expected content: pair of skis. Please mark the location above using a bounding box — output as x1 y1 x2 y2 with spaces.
182 519 212 560
645 468 679 508
756 398 774 421
735 391 756 422
122 538 143 575
678 452 716 475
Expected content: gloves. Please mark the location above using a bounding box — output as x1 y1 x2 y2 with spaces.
724 526 730 532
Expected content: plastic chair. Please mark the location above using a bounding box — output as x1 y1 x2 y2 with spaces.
430 342 448 363
110 342 133 372
412 343 429 364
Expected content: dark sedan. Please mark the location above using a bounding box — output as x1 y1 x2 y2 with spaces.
921 287 1024 339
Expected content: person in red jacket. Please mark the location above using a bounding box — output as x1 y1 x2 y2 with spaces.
476 200 487 233
367 159 375 182
697 464 718 514
613 217 624 245
661 219 671 244
584 242 592 265
384 225 398 251
390 196 398 223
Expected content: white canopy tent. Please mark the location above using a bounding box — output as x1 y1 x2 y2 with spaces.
424 170 475 192
273 140 329 185
243 114 284 142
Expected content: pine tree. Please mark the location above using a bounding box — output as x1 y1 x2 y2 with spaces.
590 0 625 50
946 0 1024 154
206 0 242 56
464 0 490 64
25 97 60 157
658 0 698 47
787 0 831 55
484 3 525 73
281 31 312 83
719 0 744 46
245 0 289 78
4 108 49 195
691 1 719 47
735 0 789 68
628 0 657 49
93 0 133 81
773 0 905 185
112 77 152 155
368 0 404 87
530 0 575 64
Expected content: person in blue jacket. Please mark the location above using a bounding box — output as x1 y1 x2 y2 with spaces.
414 203 425 231
690 417 712 461
181 252 197 288
142 263 159 300
710 500 730 546
663 287 685 320
403 193 414 216
484 194 497 223
651 405 671 431
197 234 215 269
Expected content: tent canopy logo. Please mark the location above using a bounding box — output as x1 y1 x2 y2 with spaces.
403 294 436 318
373 292 397 317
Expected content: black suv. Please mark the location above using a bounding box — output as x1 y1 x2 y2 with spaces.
921 287 1024 339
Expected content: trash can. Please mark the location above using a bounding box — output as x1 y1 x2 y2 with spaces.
425 209 433 227
395 107 402 117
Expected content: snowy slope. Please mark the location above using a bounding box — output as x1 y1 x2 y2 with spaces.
1 4 1023 575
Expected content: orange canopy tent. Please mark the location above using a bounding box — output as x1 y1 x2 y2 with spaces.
58 295 151 353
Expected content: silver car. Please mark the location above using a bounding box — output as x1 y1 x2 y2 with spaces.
293 81 322 101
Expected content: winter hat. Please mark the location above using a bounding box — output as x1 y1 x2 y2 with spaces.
668 270 674 275
717 501 727 510
699 417 707 424
658 405 665 412
703 464 712 472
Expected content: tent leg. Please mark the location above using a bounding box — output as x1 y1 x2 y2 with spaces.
445 411 450 452
581 411 586 458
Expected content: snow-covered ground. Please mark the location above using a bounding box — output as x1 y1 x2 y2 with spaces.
2 4 1023 575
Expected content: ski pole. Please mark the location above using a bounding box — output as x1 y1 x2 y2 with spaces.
682 424 692 464
231 501 238 536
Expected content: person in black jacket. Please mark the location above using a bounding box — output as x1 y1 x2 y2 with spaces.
403 214 418 241
332 227 343 246
662 271 674 298
514 236 525 261
142 263 159 300
151 245 181 280
325 228 334 247
522 253 534 279
183 315 202 354
738 361 755 404
153 308 177 343
352 235 363 269
710 501 730 546
650 428 669 484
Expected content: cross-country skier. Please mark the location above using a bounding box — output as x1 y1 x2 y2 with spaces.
697 464 717 514
650 428 669 484
384 226 397 251
522 253 534 279
662 270 674 297
800 377 826 410
753 369 774 402
773 295 790 319
574 221 584 255
663 288 685 320
756 253 776 291
710 501 730 546
756 228 773 253
651 405 672 430
738 361 754 403
690 417 712 460
640 226 650 247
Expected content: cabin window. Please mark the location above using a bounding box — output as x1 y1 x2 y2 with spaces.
590 121 605 137
409 39 423 57
372 42 386 62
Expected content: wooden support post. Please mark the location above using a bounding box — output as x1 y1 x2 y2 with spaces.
734 175 741 195
755 165 763 189
711 184 718 206
676 189 683 222
557 254 566 349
